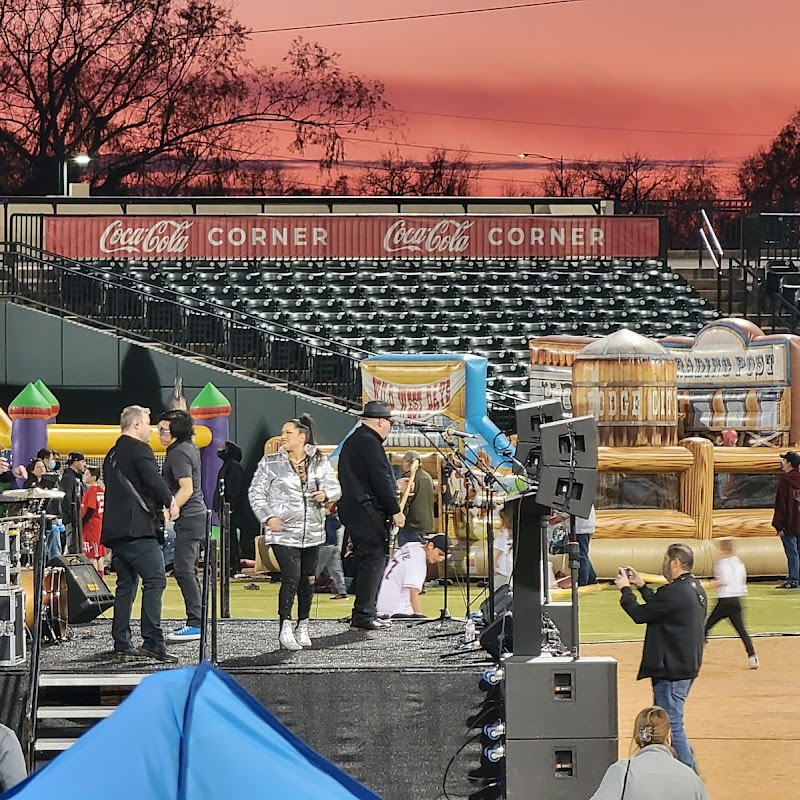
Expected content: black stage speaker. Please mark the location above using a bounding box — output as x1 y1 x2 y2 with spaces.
48 554 115 623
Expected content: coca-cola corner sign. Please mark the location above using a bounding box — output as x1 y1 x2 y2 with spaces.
42 214 660 260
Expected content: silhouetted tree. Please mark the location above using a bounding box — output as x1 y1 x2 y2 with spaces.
0 0 387 194
537 159 594 197
358 147 482 196
738 110 800 206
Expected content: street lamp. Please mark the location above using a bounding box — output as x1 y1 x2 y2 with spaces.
61 153 91 195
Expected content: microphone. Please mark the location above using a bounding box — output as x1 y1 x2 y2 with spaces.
444 426 477 440
393 418 446 432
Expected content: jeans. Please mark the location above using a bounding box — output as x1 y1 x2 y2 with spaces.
652 678 695 770
173 514 205 629
110 537 167 654
317 530 347 595
780 533 800 584
46 527 62 563
397 528 425 547
272 544 320 621
574 533 597 586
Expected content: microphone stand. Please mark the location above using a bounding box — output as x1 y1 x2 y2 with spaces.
397 424 464 631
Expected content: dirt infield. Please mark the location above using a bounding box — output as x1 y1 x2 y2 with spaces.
584 635 798 799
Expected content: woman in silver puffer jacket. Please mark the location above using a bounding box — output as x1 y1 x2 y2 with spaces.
249 414 341 650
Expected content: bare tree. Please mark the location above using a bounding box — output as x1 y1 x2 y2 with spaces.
538 159 593 197
358 147 482 196
0 0 387 194
586 152 677 212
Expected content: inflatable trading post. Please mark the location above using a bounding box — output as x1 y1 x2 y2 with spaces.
359 353 512 466
527 320 800 578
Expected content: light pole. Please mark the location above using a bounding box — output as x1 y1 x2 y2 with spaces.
61 153 91 195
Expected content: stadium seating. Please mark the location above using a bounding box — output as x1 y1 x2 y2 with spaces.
83 256 718 399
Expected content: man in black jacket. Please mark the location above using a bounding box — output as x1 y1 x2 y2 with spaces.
213 441 245 578
338 401 406 631
59 451 86 554
615 543 707 771
101 405 178 663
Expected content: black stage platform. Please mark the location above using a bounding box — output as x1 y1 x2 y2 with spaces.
0 619 489 800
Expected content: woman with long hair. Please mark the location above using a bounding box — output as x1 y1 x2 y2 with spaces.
590 706 708 799
249 414 341 650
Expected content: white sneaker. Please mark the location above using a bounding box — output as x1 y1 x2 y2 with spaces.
279 620 301 651
748 655 759 669
295 619 312 648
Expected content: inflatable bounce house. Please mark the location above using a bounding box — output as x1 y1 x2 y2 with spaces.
0 380 231 516
529 318 797 577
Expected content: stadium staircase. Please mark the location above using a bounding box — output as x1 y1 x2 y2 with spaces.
33 672 142 766
2 244 718 432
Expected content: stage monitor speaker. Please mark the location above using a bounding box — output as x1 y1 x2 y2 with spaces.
535 466 598 520
48 554 115 624
515 401 564 445
480 585 512 625
539 415 598 469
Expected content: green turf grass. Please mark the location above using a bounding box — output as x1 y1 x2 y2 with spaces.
97 576 800 642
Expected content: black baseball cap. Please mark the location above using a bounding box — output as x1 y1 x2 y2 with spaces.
67 452 86 464
426 534 449 553
781 452 800 468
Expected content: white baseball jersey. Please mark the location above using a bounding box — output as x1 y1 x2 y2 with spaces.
377 542 427 616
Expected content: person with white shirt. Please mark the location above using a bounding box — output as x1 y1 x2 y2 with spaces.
704 538 758 669
548 504 597 586
377 535 447 618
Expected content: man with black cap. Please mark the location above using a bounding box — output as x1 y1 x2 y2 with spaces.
59 451 86 554
378 534 447 618
772 451 800 589
337 400 407 631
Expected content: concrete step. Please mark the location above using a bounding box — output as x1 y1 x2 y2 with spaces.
35 738 77 752
37 706 116 720
39 673 146 688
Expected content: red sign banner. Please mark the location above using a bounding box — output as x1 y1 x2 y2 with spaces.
41 214 660 260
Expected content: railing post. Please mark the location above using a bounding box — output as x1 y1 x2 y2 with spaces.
220 499 231 619
199 510 212 663
210 539 218 665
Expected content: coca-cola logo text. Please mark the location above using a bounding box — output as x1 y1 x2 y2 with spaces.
99 220 194 255
382 219 473 254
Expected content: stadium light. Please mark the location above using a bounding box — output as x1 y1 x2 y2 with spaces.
61 153 92 195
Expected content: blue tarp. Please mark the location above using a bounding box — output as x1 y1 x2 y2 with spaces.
5 662 380 800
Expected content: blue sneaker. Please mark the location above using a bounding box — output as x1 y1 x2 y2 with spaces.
166 625 201 643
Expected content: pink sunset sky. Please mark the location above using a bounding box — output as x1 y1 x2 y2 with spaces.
234 0 800 193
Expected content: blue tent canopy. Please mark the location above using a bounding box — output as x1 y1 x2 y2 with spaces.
6 662 380 800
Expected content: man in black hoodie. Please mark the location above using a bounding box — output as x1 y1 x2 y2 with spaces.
772 451 800 589
213 441 245 578
615 543 707 771
101 405 178 663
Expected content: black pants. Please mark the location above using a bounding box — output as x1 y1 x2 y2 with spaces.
705 596 755 657
110 537 167 654
173 514 205 629
340 505 389 627
227 509 244 577
272 544 320 622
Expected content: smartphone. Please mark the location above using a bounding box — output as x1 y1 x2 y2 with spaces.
1 449 11 464
625 567 635 579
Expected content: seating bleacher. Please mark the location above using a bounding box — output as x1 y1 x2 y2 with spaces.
82 256 718 399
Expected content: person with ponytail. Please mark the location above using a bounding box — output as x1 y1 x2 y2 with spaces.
249 414 341 650
590 706 708 799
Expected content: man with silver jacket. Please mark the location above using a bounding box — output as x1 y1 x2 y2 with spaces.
249 414 341 650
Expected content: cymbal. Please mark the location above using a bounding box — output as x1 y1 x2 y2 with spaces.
0 488 65 500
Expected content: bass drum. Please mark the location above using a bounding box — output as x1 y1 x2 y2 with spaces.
20 567 69 641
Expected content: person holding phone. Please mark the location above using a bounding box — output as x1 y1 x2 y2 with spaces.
249 415 341 650
614 544 707 772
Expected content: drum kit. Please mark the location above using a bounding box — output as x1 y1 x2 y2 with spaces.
0 487 70 645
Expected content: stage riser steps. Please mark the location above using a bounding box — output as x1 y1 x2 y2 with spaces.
34 673 144 766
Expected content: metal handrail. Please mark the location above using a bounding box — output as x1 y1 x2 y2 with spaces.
199 510 213 663
220 498 231 620
3 246 366 408
24 512 48 771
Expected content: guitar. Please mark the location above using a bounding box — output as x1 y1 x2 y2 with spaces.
389 458 420 554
